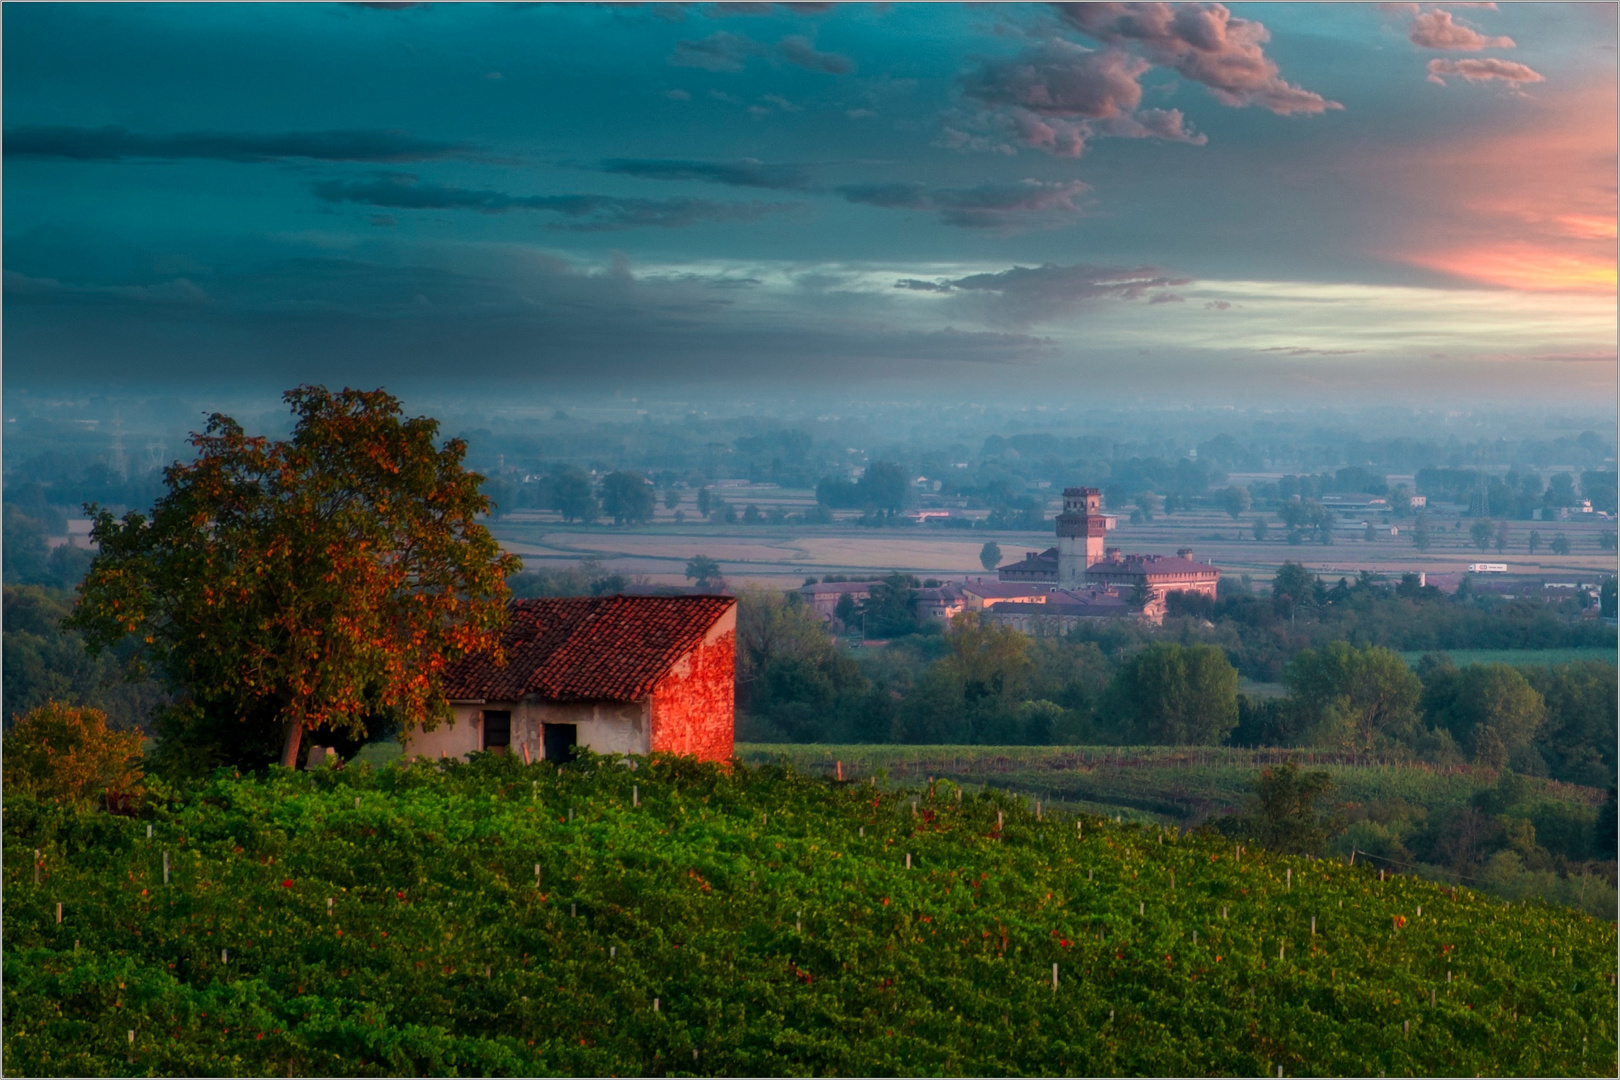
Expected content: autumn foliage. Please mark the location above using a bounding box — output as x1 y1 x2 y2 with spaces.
2 702 143 808
66 386 521 771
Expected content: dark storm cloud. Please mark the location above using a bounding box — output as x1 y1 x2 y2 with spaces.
311 174 793 230
4 125 470 163
1054 2 1340 114
598 157 817 190
777 35 854 74
838 179 1088 229
2 251 1056 385
897 261 1193 323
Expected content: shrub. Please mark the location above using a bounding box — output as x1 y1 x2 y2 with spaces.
2 702 143 809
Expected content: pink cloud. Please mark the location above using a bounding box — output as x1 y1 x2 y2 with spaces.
1055 2 1341 115
1408 10 1515 50
1426 57 1543 87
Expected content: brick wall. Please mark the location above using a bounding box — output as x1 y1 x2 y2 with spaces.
649 611 736 762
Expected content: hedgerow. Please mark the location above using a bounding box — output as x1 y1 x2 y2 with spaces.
5 753 1614 1076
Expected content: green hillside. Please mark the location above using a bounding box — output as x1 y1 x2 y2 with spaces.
5 755 1614 1077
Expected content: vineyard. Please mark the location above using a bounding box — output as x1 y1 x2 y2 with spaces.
5 753 1615 1077
738 743 1608 824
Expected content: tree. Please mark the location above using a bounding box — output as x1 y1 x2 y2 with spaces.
67 386 520 773
941 611 1033 705
1528 529 1542 554
1413 513 1432 551
1220 762 1341 856
1284 642 1421 751
1495 521 1509 553
859 462 910 512
1363 522 1377 543
1217 486 1252 519
696 487 713 518
549 468 599 524
979 541 1002 572
1278 498 1308 531
1252 518 1270 542
1469 518 1495 552
684 555 723 590
664 489 681 511
1425 663 1546 769
600 471 655 525
833 592 858 630
860 573 919 639
1551 533 1571 555
1103 642 1239 745
1270 561 1318 623
1134 491 1161 521
2 702 144 808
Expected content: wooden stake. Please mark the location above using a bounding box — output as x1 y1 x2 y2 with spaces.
633 785 639 807
355 797 361 809
1052 963 1058 991
1311 916 1316 936
1286 868 1291 891
1036 800 1041 821
535 864 542 888
906 853 912 869
222 949 228 963
147 824 153 839
56 902 62 924
572 903 577 917
836 761 843 781
654 998 660 1012
163 851 169 885
997 811 1003 829
327 897 334 914
1139 901 1144 915
34 850 40 885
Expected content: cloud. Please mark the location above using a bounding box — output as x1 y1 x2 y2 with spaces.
1407 10 1515 50
600 157 816 189
1257 345 1364 356
4 269 212 306
965 40 1148 119
3 125 470 163
960 39 1207 155
1425 57 1544 87
1147 291 1183 304
665 88 692 100
669 31 762 71
839 179 1090 229
311 174 792 230
1055 2 1341 115
777 34 854 74
894 261 1193 323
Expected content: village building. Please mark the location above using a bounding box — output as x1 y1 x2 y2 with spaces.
996 487 1219 619
984 584 1135 632
406 595 736 764
798 580 872 626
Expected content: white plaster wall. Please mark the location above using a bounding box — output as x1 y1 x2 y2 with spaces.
406 698 651 761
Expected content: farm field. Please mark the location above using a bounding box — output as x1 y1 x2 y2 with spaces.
489 507 1620 592
5 755 1614 1077
1397 648 1617 669
736 744 1607 839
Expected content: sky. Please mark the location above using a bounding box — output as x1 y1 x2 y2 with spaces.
4 2 1616 405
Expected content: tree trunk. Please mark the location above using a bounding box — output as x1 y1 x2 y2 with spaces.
281 714 305 769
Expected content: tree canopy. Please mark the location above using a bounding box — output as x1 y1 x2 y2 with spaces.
1103 642 1238 745
66 386 520 774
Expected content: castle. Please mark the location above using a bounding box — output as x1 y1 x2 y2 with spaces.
996 487 1219 618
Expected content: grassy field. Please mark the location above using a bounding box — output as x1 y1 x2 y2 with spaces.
736 744 1607 827
5 755 1614 1076
1398 648 1617 669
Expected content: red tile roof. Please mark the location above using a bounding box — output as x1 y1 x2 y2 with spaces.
444 595 735 703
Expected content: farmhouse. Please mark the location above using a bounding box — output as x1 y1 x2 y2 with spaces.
406 595 736 763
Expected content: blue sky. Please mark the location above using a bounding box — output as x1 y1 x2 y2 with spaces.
4 2 1615 402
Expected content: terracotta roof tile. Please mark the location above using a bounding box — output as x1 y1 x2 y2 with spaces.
445 595 735 703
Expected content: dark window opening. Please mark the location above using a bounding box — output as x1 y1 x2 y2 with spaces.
483 710 511 755
543 723 578 764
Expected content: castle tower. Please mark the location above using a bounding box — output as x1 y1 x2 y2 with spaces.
1056 487 1107 586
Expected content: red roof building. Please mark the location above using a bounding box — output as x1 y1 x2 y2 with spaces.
407 595 737 764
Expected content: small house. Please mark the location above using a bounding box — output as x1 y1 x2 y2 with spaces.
407 595 736 763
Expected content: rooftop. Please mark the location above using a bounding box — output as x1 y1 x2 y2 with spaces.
444 595 735 703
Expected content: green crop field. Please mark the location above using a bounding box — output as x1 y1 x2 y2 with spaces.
737 744 1607 828
5 754 1614 1077
1397 648 1617 670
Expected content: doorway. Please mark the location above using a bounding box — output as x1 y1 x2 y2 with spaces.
543 723 577 764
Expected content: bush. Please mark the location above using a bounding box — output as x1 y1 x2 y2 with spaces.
2 702 143 809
